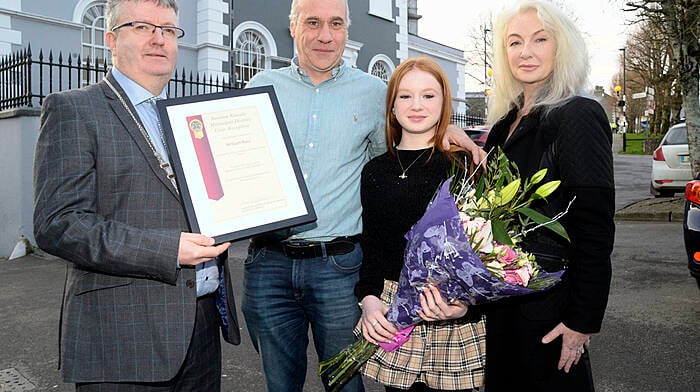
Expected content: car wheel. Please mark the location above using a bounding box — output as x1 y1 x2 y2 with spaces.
650 183 660 197
651 184 675 197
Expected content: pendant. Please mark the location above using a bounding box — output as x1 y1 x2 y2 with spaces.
399 173 407 179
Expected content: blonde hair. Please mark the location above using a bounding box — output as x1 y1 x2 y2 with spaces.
487 0 590 124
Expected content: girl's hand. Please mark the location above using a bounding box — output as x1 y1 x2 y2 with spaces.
359 296 398 344
417 285 468 321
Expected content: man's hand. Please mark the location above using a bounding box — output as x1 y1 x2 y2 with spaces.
541 322 592 373
177 232 230 266
443 124 487 165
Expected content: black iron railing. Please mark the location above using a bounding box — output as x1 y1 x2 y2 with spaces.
0 45 242 111
2 45 485 127
450 112 486 129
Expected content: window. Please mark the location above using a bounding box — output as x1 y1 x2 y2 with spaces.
371 61 390 83
369 0 393 20
233 30 266 87
369 55 395 83
80 1 110 84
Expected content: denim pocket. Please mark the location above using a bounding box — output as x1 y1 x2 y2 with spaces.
244 245 266 267
329 245 362 273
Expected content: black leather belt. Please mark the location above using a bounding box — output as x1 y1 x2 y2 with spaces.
253 235 361 259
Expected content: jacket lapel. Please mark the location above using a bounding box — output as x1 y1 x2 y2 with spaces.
100 72 180 199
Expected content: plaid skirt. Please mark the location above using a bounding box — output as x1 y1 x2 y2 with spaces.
356 280 485 390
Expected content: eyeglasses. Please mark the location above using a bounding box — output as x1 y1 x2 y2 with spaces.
112 21 185 40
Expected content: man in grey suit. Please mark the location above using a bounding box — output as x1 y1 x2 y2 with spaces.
33 0 240 390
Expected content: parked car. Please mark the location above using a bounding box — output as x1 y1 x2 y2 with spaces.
650 122 692 197
683 175 700 289
464 126 489 147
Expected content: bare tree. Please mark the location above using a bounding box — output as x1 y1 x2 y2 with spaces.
622 20 683 134
625 0 700 173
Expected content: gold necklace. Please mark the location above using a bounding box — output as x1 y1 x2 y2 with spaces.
396 149 428 179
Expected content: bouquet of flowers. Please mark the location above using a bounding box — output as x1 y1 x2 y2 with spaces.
318 147 571 390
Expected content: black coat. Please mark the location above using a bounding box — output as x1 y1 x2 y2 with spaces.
483 96 614 391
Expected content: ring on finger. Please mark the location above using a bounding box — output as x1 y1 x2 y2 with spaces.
371 320 378 327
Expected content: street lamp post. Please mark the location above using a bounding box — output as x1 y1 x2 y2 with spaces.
484 28 490 87
484 28 490 118
614 85 622 133
620 48 626 131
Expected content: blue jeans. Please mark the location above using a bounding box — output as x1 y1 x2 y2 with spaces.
242 243 365 392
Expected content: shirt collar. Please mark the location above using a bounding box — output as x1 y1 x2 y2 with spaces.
290 57 345 84
110 67 167 106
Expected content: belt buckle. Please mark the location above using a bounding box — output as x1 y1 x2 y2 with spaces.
282 241 315 259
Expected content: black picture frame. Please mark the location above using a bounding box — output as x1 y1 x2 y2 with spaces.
157 86 316 244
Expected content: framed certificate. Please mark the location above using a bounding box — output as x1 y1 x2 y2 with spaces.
157 86 316 244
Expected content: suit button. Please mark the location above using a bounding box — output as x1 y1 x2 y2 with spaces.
186 279 195 288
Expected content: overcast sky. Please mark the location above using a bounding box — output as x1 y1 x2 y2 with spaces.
417 0 632 94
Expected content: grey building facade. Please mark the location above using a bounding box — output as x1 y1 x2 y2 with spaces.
1 0 466 108
0 0 467 257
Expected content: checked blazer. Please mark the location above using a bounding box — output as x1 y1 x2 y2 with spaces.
33 71 240 383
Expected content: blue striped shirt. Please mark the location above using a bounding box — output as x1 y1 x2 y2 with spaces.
247 59 387 240
111 68 219 296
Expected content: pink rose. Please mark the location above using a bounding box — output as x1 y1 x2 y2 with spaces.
515 267 531 286
494 244 517 265
503 270 524 286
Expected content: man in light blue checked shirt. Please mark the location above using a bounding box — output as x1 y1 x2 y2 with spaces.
241 1 483 391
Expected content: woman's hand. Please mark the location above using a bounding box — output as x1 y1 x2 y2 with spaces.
541 322 592 373
360 296 398 344
417 285 468 321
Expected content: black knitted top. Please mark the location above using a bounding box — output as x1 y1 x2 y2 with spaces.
354 148 456 301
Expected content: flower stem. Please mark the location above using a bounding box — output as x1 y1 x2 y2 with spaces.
319 338 380 392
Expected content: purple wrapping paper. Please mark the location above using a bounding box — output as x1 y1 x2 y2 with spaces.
386 177 565 329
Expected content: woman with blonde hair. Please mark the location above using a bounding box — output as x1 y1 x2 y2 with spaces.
483 1 614 391
355 56 484 392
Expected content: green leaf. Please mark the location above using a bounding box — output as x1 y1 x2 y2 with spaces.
529 168 547 185
533 180 561 199
490 219 513 245
496 179 520 206
526 275 562 290
518 207 570 241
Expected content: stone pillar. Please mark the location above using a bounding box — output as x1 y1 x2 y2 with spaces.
395 0 408 61
407 0 421 36
196 0 230 82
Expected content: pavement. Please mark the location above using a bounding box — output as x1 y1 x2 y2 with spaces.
0 132 685 391
614 195 685 222
0 198 685 392
0 241 385 392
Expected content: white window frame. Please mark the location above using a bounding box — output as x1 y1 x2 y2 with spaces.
368 0 393 21
74 0 110 85
231 21 278 85
368 54 395 83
